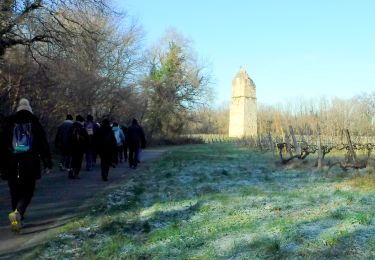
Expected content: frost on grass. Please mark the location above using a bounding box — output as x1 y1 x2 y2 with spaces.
212 233 254 254
29 144 375 259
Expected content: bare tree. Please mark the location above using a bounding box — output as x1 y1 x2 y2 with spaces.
0 0 111 58
0 2 145 141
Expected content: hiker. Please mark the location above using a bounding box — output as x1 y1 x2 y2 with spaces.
55 114 73 171
120 125 128 162
84 114 99 171
0 98 52 232
95 119 117 181
112 122 125 163
126 118 146 169
68 115 89 179
135 120 146 163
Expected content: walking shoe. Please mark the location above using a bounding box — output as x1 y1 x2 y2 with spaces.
9 210 22 232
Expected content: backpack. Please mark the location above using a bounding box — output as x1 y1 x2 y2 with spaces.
113 129 123 146
12 123 33 153
85 122 94 136
72 125 82 143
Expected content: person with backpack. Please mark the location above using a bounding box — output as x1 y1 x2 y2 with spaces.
84 115 99 171
95 119 117 181
54 114 73 171
120 125 128 162
112 122 125 164
0 98 52 232
126 118 146 169
68 115 89 179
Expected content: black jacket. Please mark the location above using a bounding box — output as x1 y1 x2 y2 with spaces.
126 123 146 149
69 121 89 155
95 125 117 162
54 120 73 152
0 110 52 180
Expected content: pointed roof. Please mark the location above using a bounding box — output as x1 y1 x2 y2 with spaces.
234 67 256 88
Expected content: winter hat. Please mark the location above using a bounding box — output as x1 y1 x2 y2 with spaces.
76 115 85 122
16 98 33 113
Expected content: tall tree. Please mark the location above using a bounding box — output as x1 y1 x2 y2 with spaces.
142 30 211 138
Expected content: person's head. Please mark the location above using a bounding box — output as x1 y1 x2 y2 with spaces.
16 98 33 114
66 114 73 120
112 122 119 127
76 115 84 122
132 118 138 126
101 119 110 128
87 114 93 122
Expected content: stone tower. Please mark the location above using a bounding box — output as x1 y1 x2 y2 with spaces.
229 68 257 137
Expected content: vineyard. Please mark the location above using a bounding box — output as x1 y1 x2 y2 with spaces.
191 128 375 174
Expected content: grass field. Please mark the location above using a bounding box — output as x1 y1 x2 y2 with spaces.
25 143 375 259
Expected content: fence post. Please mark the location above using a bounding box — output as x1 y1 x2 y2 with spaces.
317 124 322 170
344 129 358 165
268 132 276 158
285 130 293 157
289 125 301 156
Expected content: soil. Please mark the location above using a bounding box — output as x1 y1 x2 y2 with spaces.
0 148 167 258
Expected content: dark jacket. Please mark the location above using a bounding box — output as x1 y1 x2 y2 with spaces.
69 121 89 155
54 119 73 152
126 122 146 149
84 120 99 148
0 110 52 180
95 125 117 162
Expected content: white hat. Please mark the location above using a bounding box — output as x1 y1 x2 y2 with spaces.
16 98 33 113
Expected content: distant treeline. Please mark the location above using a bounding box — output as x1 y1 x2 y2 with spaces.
187 95 375 137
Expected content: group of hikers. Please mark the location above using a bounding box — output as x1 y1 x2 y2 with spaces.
0 98 146 232
55 114 146 180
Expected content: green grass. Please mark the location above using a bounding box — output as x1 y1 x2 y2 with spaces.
23 143 375 259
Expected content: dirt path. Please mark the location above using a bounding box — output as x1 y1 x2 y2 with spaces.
0 148 168 258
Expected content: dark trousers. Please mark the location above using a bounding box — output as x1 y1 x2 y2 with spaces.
117 145 123 162
123 145 128 161
8 178 36 220
129 147 140 168
86 148 94 170
59 148 72 169
71 152 84 176
62 155 72 169
100 155 111 180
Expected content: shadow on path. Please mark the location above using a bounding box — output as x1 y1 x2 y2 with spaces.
0 148 167 258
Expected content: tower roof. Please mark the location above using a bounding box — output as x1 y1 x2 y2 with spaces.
234 67 256 88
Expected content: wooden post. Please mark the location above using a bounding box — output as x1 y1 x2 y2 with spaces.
344 129 358 164
285 131 293 157
257 135 262 151
268 132 276 158
289 126 301 156
317 124 322 170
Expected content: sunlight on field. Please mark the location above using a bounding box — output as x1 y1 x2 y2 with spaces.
25 143 375 259
347 175 375 191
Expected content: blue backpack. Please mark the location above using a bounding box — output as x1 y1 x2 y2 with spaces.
12 123 33 153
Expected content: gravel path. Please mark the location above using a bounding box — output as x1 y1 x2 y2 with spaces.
0 148 167 258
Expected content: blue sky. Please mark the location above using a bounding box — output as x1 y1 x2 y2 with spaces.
113 0 375 106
